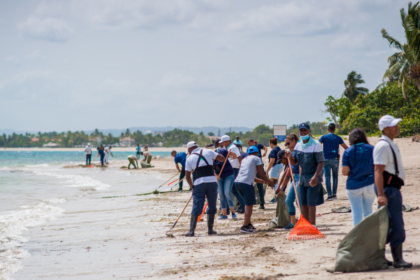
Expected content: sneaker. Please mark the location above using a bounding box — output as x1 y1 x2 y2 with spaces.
232 213 237 219
333 195 338 200
247 223 256 231
259 205 265 209
218 215 228 220
283 223 295 230
326 196 333 201
236 208 245 214
240 226 254 234
269 198 277 203
177 189 182 193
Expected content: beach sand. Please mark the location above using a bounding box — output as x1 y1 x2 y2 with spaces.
15 138 420 279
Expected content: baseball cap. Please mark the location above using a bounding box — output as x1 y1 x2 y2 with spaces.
299 123 310 130
378 115 402 131
186 141 198 151
276 150 286 165
88 143 91 146
247 146 259 154
220 135 230 143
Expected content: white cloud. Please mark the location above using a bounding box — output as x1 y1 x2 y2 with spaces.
228 2 338 36
18 16 73 42
91 0 221 29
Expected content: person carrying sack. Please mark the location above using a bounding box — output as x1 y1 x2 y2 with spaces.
184 141 226 237
373 115 412 268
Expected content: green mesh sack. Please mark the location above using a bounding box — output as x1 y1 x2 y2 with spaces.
269 193 290 228
334 206 389 272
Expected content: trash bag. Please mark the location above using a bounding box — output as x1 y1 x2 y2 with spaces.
402 203 419 212
334 206 389 272
269 193 290 228
332 206 352 213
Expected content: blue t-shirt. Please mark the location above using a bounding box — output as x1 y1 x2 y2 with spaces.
174 152 187 168
342 143 374 190
136 146 140 152
254 143 265 157
213 149 234 178
319 133 344 160
241 152 248 159
268 146 281 166
98 149 105 156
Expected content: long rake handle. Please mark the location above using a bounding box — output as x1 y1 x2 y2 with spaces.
171 194 193 229
216 153 230 180
288 158 302 215
157 172 180 190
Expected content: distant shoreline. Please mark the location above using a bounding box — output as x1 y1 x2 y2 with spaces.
0 147 185 152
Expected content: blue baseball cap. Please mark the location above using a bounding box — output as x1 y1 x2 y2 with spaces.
298 123 310 130
247 146 259 154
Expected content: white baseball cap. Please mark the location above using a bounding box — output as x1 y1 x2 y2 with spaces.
186 141 198 151
220 135 230 143
378 115 402 131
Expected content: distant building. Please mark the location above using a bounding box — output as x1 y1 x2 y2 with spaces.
43 142 59 148
120 137 134 146
31 137 39 142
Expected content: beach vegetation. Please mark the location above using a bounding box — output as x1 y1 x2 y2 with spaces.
381 2 420 98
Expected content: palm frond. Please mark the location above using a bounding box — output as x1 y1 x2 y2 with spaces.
381 29 403 50
383 59 405 80
402 76 407 99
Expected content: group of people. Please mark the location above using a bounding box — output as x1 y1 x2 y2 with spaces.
84 143 114 166
171 114 411 268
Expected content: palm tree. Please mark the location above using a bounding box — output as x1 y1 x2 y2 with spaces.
382 2 420 99
342 71 369 104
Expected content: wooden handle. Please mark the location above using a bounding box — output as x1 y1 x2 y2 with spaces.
288 158 302 214
217 154 230 179
175 194 193 223
157 172 180 189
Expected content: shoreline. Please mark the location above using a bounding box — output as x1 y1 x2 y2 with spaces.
0 147 186 152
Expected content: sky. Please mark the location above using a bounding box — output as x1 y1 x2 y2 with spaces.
0 0 410 132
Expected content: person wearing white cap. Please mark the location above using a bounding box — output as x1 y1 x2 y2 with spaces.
85 143 92 165
373 114 412 268
184 141 226 237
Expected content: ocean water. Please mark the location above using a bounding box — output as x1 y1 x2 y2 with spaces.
0 151 173 279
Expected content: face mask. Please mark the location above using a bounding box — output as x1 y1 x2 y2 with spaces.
300 134 310 141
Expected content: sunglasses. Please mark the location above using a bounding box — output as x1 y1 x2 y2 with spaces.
285 142 290 146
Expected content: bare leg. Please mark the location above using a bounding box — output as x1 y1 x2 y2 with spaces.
243 205 253 226
229 207 235 215
222 209 227 216
309 206 316 225
290 215 297 224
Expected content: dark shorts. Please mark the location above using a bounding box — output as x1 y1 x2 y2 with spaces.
234 182 256 206
299 184 324 206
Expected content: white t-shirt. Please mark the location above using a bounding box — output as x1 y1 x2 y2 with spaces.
373 135 406 181
227 143 241 169
234 155 263 186
85 146 91 155
105 147 110 154
185 148 218 185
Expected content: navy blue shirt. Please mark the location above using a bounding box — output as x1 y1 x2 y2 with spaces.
241 152 249 159
342 143 374 190
98 149 105 157
214 149 234 178
319 133 344 160
254 143 265 157
174 152 187 168
268 146 281 166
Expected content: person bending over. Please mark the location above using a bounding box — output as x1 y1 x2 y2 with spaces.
127 155 138 169
171 150 187 192
234 146 275 234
